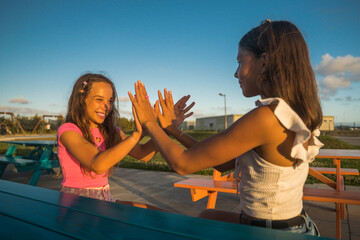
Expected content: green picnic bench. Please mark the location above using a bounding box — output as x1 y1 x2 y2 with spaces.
0 140 59 185
0 156 59 185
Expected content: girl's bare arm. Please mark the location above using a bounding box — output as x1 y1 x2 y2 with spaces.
60 129 141 175
129 81 277 175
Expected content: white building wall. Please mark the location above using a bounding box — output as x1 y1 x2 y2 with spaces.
196 114 243 130
319 116 334 131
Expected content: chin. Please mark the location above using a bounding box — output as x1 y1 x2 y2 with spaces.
242 90 250 98
242 91 258 98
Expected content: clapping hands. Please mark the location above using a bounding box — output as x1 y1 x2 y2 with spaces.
128 81 195 132
156 89 195 132
128 81 157 127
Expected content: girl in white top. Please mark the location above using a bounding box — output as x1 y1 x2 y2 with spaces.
129 20 322 235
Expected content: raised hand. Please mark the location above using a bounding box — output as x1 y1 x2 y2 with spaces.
174 95 195 127
156 89 176 131
156 89 195 131
128 81 157 127
131 105 142 140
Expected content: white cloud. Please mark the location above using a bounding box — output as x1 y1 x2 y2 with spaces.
117 96 130 102
315 54 360 76
118 109 132 116
0 105 61 115
9 97 30 104
315 54 360 99
334 96 360 102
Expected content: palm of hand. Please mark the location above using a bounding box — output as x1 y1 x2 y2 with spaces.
158 105 176 129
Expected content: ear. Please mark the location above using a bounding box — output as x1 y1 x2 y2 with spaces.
260 52 268 74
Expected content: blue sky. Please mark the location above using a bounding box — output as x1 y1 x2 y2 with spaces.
1 0 359 126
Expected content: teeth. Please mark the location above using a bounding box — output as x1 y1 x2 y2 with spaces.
97 112 105 116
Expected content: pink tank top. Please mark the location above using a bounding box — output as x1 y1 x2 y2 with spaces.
57 123 108 188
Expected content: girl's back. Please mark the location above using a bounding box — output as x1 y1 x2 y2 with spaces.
234 98 323 220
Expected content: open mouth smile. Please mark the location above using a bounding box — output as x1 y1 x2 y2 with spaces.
96 112 106 119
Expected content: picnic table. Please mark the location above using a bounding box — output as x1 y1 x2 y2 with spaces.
0 140 59 185
310 149 360 190
308 149 360 238
175 148 360 239
0 180 327 240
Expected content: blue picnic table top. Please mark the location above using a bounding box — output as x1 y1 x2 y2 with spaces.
0 180 331 240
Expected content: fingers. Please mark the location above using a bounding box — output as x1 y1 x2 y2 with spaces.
158 90 166 110
134 81 140 98
132 106 142 134
168 91 175 107
174 96 185 109
154 100 160 116
128 91 136 105
175 95 189 106
183 101 195 113
141 81 150 101
132 105 139 125
184 112 194 118
174 95 191 112
165 89 173 108
132 105 137 120
134 80 149 103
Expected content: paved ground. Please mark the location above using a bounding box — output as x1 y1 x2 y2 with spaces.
333 136 360 147
2 166 359 240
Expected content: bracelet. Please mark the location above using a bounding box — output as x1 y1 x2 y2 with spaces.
178 132 185 138
129 136 137 143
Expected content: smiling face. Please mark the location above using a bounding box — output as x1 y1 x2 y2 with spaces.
234 47 264 98
85 82 114 129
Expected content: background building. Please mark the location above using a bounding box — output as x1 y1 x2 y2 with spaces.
187 114 335 132
180 121 196 130
196 114 243 130
319 116 335 131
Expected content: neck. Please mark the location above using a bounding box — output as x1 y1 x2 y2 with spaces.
89 123 99 129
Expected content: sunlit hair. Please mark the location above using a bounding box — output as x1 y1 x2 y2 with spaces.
66 73 122 175
239 20 323 132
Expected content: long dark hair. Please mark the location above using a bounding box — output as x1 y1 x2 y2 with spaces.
66 73 122 174
240 20 322 132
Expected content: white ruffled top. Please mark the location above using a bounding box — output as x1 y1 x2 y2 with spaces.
234 97 323 220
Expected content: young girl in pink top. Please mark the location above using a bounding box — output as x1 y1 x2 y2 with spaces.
57 73 193 209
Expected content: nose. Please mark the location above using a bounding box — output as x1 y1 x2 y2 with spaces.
234 66 239 78
103 102 110 111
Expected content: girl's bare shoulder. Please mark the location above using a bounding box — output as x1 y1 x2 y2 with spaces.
231 105 285 143
241 105 279 128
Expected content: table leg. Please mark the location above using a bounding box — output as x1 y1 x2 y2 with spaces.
0 163 9 178
336 203 341 239
5 145 18 157
308 168 336 189
207 191 218 209
334 158 346 220
28 169 43 186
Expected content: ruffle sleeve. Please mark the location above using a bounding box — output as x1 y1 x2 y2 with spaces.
256 98 323 163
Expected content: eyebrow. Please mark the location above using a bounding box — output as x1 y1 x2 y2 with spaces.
93 95 114 100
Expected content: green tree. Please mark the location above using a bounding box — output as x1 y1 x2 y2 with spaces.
118 117 134 132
